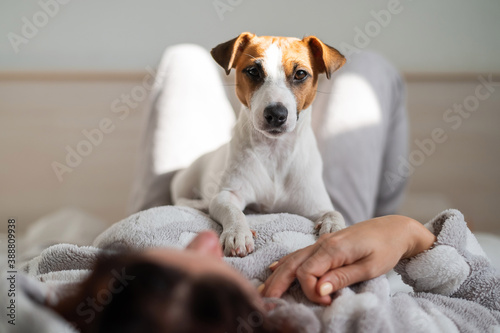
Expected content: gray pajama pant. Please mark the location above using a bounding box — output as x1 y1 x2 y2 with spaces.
128 45 408 226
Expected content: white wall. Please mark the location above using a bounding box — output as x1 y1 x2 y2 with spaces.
1 0 499 73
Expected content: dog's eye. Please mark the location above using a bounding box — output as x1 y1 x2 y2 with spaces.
246 67 261 79
294 70 308 81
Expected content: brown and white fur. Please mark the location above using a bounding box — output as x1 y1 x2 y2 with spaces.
171 33 346 257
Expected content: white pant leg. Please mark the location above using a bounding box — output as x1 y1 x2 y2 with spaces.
312 51 408 225
128 44 236 214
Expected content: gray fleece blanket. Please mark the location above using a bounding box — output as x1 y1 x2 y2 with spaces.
1 207 499 332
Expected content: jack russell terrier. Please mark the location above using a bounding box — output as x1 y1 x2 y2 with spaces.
171 32 346 257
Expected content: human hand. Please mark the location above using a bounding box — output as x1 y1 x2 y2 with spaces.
260 215 436 305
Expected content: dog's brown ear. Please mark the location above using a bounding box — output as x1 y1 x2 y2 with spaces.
211 32 255 75
303 36 346 79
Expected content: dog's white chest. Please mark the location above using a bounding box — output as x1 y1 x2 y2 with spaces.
243 148 299 213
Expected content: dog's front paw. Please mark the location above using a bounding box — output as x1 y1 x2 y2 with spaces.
315 211 345 235
220 227 255 257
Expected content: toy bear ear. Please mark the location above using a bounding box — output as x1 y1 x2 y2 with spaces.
303 36 346 79
211 32 255 75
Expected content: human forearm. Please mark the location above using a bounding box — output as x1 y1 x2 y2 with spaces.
261 215 437 305
400 216 437 259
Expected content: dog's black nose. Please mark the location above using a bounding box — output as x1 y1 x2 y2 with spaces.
263 103 288 127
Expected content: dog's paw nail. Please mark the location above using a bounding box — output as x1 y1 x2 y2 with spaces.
318 222 344 235
237 248 247 257
251 229 257 237
220 229 254 257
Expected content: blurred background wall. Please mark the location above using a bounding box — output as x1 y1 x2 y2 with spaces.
1 0 500 72
1 0 499 234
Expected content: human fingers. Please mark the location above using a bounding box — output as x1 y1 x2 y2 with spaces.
296 262 334 305
268 233 335 272
261 244 317 298
293 238 356 303
316 258 376 297
186 230 223 258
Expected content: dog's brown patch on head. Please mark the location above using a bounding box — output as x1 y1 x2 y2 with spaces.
231 36 318 111
231 38 272 108
302 36 346 80
211 33 346 111
280 39 319 113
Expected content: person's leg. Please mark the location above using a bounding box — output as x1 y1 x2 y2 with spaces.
128 44 236 214
312 51 408 226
